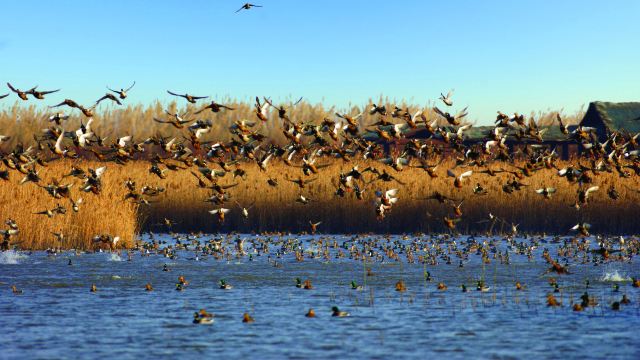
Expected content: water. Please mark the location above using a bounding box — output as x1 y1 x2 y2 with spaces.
0 250 28 265
1 234 639 359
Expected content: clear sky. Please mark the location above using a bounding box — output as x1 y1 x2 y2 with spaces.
1 0 638 124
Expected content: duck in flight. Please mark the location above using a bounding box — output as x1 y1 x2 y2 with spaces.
439 89 454 106
194 101 235 114
49 99 95 117
167 90 208 104
6 83 36 100
107 81 135 100
28 87 60 100
95 93 123 106
236 3 262 13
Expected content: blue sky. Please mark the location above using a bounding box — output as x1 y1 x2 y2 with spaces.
1 0 638 124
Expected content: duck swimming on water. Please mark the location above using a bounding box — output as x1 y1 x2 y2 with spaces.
242 313 255 323
547 294 560 307
331 306 349 317
476 280 490 292
351 281 363 290
193 309 214 324
219 279 233 290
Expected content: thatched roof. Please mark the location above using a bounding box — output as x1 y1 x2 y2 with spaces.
581 102 640 136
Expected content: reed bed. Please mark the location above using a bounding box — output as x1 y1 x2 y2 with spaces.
0 160 139 250
0 99 607 249
1 157 638 250
139 159 639 235
0 98 585 149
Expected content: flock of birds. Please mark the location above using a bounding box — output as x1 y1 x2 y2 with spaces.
1 77 640 322
1 4 637 346
5 230 640 323
1 78 640 252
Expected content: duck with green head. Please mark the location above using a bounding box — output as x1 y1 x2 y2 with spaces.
193 311 214 324
219 279 233 290
331 306 349 317
351 281 363 290
476 280 490 292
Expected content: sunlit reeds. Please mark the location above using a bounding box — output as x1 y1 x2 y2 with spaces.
0 160 139 250
0 156 636 250
0 99 606 249
0 98 585 149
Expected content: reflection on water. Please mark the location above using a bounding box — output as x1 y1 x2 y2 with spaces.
1 234 639 359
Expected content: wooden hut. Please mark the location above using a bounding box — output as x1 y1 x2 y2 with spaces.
580 101 640 140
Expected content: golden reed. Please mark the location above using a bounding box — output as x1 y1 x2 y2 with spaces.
0 99 599 249
0 158 636 250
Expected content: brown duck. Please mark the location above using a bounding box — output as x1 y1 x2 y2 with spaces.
7 83 35 100
167 90 208 103
195 101 235 114
28 87 60 100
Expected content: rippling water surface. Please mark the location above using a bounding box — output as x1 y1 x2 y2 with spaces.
1 234 639 359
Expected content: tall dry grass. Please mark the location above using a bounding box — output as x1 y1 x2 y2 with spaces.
5 156 640 249
0 160 139 250
0 99 601 249
1 156 637 250
0 98 585 149
139 159 639 235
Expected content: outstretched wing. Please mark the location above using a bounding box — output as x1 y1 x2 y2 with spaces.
125 81 136 92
